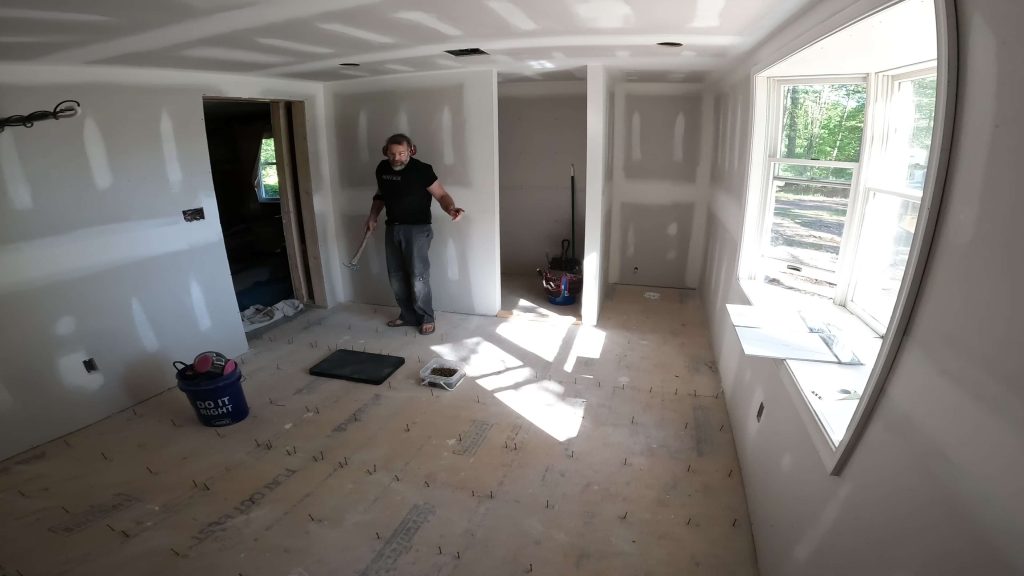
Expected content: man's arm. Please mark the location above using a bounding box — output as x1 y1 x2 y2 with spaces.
427 180 465 221
366 193 384 232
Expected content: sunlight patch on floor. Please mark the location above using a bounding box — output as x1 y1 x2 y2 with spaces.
476 366 534 391
430 337 523 377
563 325 606 373
495 316 571 362
494 380 586 442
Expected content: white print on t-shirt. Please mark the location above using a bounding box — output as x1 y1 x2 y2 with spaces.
381 174 401 181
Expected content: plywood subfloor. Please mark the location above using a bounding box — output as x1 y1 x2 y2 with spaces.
0 285 755 576
499 273 582 321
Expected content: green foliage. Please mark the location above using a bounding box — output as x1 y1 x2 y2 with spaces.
781 83 867 163
910 76 936 151
259 138 280 199
260 137 277 165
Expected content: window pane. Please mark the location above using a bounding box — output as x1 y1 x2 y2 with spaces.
260 137 277 166
780 83 867 163
258 137 279 200
850 192 920 329
775 162 853 184
260 165 280 198
881 76 936 191
767 179 850 274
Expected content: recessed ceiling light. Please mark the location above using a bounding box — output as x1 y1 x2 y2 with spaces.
339 62 360 66
657 41 684 47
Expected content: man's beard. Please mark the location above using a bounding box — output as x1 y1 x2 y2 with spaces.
390 160 408 170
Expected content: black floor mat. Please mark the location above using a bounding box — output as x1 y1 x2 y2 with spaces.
309 349 405 385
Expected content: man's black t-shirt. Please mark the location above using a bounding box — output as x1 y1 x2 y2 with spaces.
375 158 438 225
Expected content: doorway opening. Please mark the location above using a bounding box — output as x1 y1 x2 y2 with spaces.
497 78 588 322
202 97 327 334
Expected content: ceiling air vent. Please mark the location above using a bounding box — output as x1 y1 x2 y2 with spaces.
444 48 489 57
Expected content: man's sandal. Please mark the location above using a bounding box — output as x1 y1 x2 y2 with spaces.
419 322 436 335
386 318 410 327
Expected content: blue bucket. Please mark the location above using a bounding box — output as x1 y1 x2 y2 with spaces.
175 362 249 427
548 274 576 306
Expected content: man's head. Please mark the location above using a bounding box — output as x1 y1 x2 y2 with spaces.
383 133 415 170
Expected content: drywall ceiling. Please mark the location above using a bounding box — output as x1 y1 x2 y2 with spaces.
764 0 937 76
0 0 814 82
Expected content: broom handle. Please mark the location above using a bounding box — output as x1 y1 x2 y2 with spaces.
570 164 576 260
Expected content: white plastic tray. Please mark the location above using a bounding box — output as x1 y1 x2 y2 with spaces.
420 358 466 390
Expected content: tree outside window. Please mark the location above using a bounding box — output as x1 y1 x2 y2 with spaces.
257 137 280 202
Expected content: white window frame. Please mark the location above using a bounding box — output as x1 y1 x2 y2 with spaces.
256 136 280 204
846 64 938 333
746 66 940 335
735 0 956 475
750 75 870 310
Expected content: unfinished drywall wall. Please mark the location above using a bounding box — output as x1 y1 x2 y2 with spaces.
498 82 587 275
581 65 613 326
326 69 500 317
609 84 709 289
702 0 1024 574
0 63 338 460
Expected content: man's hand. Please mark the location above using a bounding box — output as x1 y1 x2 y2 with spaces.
365 214 378 232
448 207 465 222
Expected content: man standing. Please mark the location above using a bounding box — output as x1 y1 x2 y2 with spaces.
365 134 464 335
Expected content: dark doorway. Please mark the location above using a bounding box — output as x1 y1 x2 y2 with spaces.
202 100 293 311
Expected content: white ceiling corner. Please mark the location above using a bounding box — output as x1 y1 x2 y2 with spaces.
0 0 815 82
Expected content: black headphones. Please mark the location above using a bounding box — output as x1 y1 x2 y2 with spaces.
382 134 417 157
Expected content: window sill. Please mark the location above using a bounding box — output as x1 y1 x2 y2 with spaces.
736 279 881 460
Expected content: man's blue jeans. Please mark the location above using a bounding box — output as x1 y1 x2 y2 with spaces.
385 224 434 325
